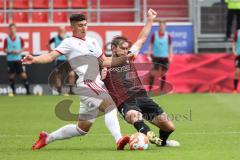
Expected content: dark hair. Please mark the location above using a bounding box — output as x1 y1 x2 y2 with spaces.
70 14 86 24
111 36 131 48
9 23 16 28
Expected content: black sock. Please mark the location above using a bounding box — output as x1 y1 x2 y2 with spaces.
23 79 30 94
133 120 150 135
160 76 166 91
69 86 74 94
159 130 173 146
234 79 239 90
149 75 154 90
57 87 61 94
9 79 15 94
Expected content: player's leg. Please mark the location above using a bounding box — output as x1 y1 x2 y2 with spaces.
151 112 175 144
119 98 150 134
55 72 62 94
32 102 94 150
7 61 16 95
234 68 240 92
15 61 30 95
32 121 91 150
149 59 159 91
99 95 130 150
118 98 161 145
233 56 240 93
9 73 16 95
68 71 75 94
138 97 179 146
159 59 169 92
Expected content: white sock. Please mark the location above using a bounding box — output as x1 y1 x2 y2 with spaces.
46 124 87 144
104 108 122 142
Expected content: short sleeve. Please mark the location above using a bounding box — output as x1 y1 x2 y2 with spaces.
55 39 71 55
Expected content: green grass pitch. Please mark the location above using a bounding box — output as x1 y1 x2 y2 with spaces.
0 94 239 160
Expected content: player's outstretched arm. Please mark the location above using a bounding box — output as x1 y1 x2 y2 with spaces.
99 54 130 68
22 50 60 64
131 8 157 54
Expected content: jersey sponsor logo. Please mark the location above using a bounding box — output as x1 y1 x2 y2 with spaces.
108 64 131 72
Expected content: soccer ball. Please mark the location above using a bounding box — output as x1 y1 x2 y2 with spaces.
129 133 149 150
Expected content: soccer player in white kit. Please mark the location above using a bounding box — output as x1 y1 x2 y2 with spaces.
22 14 133 150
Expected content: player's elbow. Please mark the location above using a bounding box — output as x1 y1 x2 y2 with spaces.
102 60 111 68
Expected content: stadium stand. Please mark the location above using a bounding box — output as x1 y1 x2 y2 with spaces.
32 0 49 9
12 12 29 23
147 0 189 19
71 0 88 8
53 12 68 23
0 0 9 9
53 0 69 9
32 12 49 23
13 0 29 9
0 0 190 23
0 12 4 23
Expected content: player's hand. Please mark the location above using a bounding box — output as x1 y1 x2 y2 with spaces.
147 8 157 20
127 52 136 61
21 54 36 65
100 68 108 80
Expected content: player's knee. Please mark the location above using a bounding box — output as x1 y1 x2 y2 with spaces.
77 121 92 133
125 110 142 124
100 96 116 112
167 123 175 132
69 71 75 77
20 72 27 79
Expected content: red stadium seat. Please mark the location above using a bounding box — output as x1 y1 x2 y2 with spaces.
53 12 68 23
13 0 29 9
12 12 29 23
0 12 4 23
0 12 9 23
33 0 49 9
0 0 10 9
71 0 87 8
32 12 48 23
53 0 68 9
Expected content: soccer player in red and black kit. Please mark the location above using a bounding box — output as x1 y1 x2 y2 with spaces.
102 9 179 147
3 23 30 96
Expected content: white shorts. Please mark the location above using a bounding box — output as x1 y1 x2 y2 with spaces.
76 79 109 123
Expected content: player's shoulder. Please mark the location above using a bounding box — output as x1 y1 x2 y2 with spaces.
86 36 98 43
60 36 72 43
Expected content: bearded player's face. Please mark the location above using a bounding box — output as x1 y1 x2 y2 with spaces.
115 41 131 57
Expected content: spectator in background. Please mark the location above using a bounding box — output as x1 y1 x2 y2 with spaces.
46 26 75 95
225 0 240 40
147 20 173 93
3 23 30 96
232 29 240 93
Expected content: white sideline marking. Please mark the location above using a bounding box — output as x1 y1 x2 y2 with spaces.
0 131 240 138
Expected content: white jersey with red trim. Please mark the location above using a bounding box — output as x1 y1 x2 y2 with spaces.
55 36 102 83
